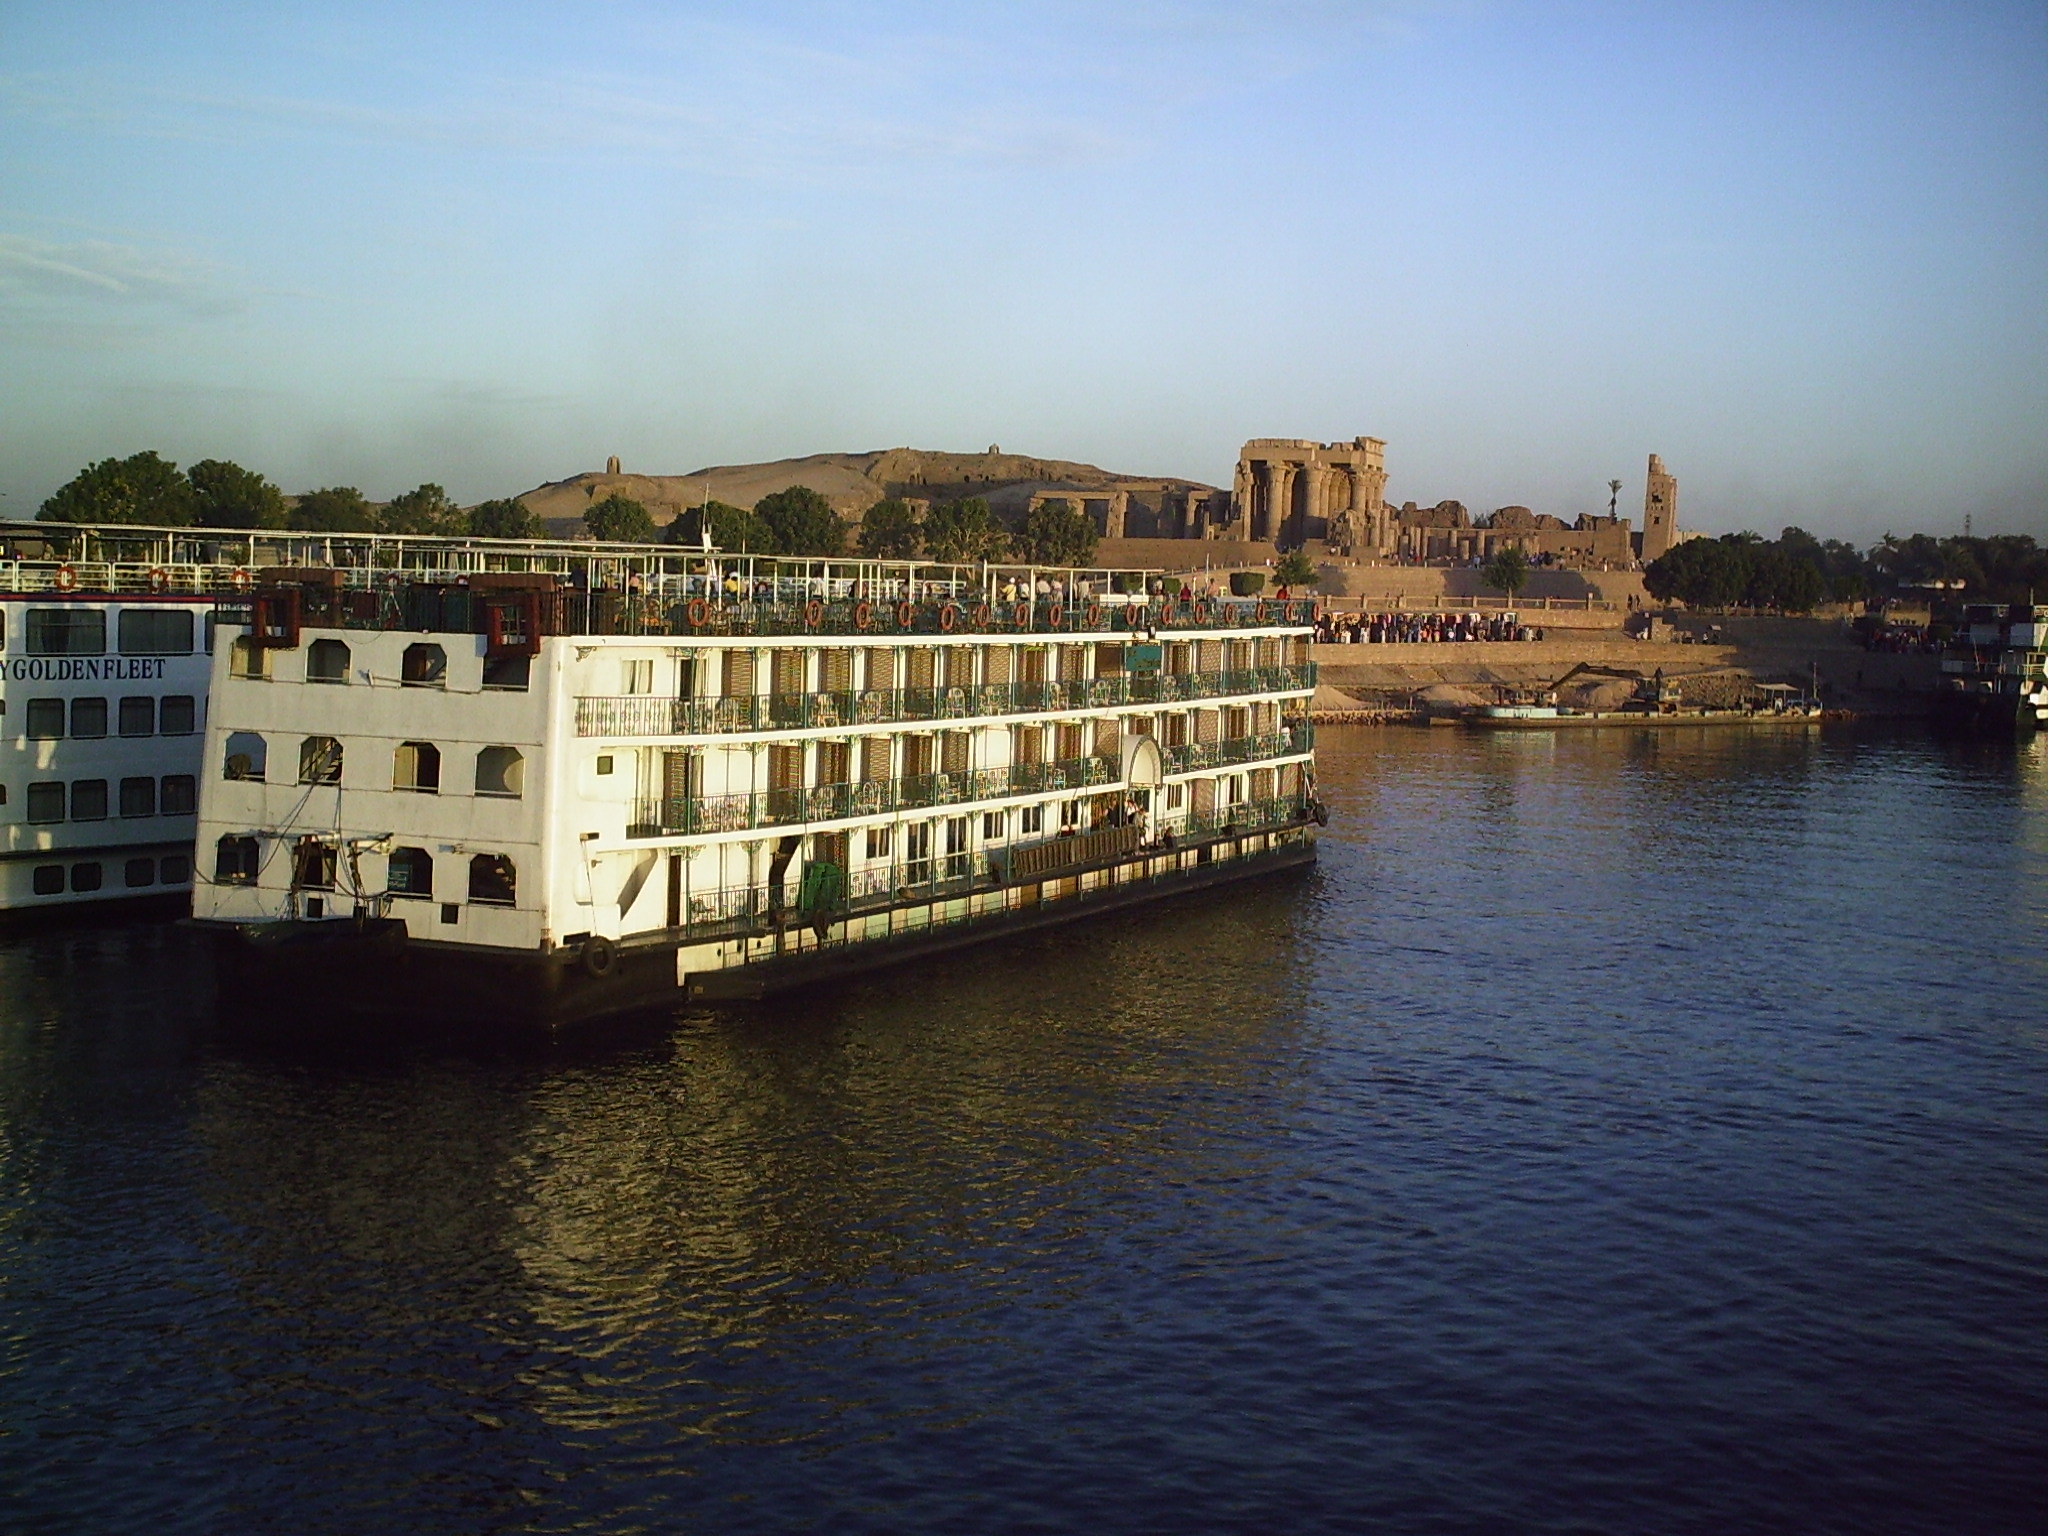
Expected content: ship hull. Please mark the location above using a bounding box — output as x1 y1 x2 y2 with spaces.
202 827 1316 1031
1929 689 2040 736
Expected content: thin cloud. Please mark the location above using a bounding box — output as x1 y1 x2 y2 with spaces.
0 233 242 316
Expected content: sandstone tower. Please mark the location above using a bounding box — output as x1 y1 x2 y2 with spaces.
1640 453 1678 562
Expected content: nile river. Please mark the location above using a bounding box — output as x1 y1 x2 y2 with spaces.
2 726 2043 1533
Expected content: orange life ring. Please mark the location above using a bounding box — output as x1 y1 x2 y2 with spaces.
686 597 709 627
148 567 170 593
973 602 992 628
1255 599 1270 623
896 600 915 629
230 567 253 592
1085 601 1102 629
1014 601 1031 628
855 600 874 630
940 602 961 632
54 564 78 592
1192 599 1210 624
1047 603 1064 628
804 598 824 629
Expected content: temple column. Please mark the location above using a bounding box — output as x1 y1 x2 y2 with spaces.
1106 490 1129 540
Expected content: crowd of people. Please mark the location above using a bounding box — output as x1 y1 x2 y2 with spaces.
1314 610 1547 644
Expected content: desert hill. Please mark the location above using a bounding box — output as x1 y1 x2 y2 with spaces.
516 446 1219 533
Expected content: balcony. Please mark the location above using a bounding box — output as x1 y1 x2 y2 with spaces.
1161 726 1314 774
577 664 1318 739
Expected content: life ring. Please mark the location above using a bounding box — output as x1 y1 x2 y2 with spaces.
686 597 709 627
54 564 78 593
1047 603 1064 628
1255 599 1269 623
580 935 616 978
804 599 824 629
1192 599 1210 624
148 567 170 593
940 602 961 632
1014 601 1031 628
230 567 253 592
855 600 874 630
973 602 991 628
1084 601 1101 629
896 601 915 629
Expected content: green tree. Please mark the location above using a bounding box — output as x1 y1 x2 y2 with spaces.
39 451 196 526
468 497 546 539
1480 544 1531 601
585 492 657 543
667 500 767 552
380 482 460 535
858 498 921 558
188 458 286 529
1273 549 1319 589
754 485 844 556
289 486 375 533
1016 498 1097 567
923 496 1008 562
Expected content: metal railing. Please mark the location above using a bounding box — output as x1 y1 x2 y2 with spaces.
1162 727 1313 773
576 664 1318 738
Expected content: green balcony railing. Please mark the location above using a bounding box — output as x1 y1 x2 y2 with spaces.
578 664 1318 738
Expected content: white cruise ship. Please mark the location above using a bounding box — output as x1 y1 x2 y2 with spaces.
187 552 1323 1024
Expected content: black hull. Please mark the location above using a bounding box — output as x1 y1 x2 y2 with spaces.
203 833 1317 1031
1930 690 2040 736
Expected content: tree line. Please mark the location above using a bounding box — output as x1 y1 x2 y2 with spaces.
1645 527 2048 612
34 450 1102 564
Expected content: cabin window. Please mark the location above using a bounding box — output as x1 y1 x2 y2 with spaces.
160 696 196 735
307 638 351 683
401 643 446 687
468 853 516 906
291 837 336 890
1166 783 1185 810
118 609 194 655
125 858 156 889
230 638 269 680
393 741 441 793
482 653 530 690
27 782 64 823
476 746 524 798
26 699 64 739
983 810 1005 839
1021 804 1044 834
120 777 156 818
215 836 259 885
298 735 343 785
26 608 105 656
903 822 932 884
160 776 195 815
70 698 107 739
223 731 267 781
69 780 108 821
119 697 155 736
864 826 891 860
1059 799 1081 830
33 865 64 895
71 862 103 893
161 854 190 884
386 846 434 899
944 816 969 879
596 755 614 776
622 658 654 695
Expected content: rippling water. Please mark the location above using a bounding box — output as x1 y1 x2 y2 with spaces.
3 725 2044 1534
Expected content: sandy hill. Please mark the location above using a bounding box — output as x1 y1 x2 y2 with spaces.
516 447 1219 533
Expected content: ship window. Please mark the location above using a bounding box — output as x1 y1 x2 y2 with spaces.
1021 804 1043 834
70 780 108 821
120 777 156 818
223 731 267 781
33 865 63 896
482 653 530 690
230 638 269 679
70 862 102 893
291 837 336 890
214 836 259 885
468 853 516 906
26 608 105 656
864 826 891 859
160 776 195 815
26 698 64 739
299 735 343 785
983 810 1005 839
27 782 64 823
476 746 524 797
125 858 156 888
160 696 196 735
596 754 614 776
401 643 446 687
161 854 190 884
387 846 434 899
307 638 351 683
118 609 194 655
119 696 156 736
393 741 441 793
70 697 107 739
623 658 654 695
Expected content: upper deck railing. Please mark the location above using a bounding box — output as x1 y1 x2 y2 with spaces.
576 664 1317 738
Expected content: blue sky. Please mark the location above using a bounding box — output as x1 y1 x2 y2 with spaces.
2 0 2042 541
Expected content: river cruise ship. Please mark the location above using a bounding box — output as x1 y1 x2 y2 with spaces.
188 554 1321 1024
1933 602 2048 735
2 519 785 915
